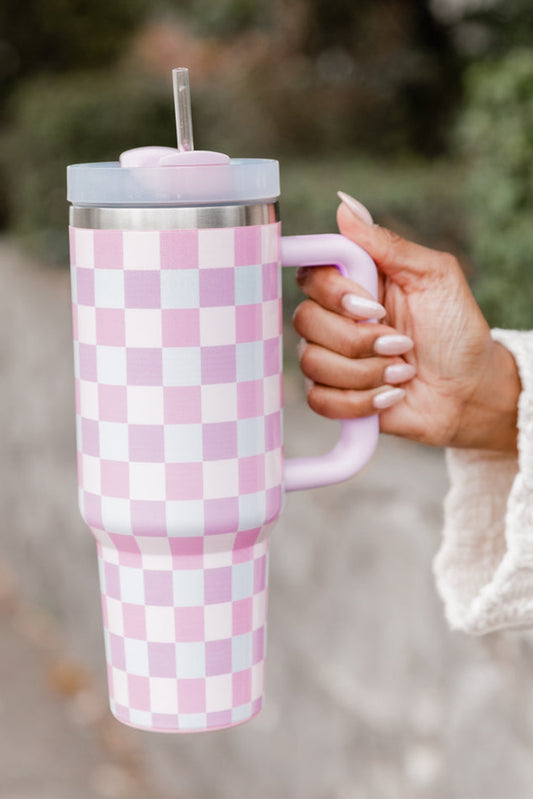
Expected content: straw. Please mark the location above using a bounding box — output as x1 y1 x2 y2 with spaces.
172 68 194 152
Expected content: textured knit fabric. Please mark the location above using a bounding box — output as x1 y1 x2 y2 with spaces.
434 329 533 635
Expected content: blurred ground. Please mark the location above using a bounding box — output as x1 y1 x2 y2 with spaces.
3 240 533 799
0 565 165 799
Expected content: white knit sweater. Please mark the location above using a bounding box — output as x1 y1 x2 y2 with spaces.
434 329 533 634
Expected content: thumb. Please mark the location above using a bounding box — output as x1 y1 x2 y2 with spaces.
336 192 450 289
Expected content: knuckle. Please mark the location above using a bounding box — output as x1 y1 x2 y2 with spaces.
345 331 363 359
355 359 381 388
375 225 403 263
438 252 460 274
296 264 336 291
311 264 337 281
340 325 365 359
307 385 325 415
299 344 316 376
315 265 343 297
427 252 461 287
345 389 372 418
295 267 312 288
307 386 335 419
292 300 315 335
292 303 304 332
380 226 403 246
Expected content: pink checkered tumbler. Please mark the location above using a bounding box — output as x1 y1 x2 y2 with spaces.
66 71 378 733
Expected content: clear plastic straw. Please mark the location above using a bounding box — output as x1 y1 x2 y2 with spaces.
172 68 194 152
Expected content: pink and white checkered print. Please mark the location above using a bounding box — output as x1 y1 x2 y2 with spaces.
69 222 283 732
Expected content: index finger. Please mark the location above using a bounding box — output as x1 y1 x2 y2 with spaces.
296 265 386 321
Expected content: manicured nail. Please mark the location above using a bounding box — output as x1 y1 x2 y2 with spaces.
341 293 386 320
373 387 406 410
384 362 416 385
374 334 414 356
337 191 374 225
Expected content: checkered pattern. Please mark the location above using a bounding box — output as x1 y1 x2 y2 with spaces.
98 530 270 732
69 222 283 732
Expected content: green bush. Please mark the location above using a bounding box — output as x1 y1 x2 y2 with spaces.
0 0 147 105
458 50 533 329
2 67 465 274
2 72 175 264
1 67 346 264
280 155 465 321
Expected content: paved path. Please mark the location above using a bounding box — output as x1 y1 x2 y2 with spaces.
3 240 533 799
0 563 165 799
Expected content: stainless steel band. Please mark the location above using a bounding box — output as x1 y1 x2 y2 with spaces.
69 202 280 230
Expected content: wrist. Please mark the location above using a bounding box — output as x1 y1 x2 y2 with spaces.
451 340 521 452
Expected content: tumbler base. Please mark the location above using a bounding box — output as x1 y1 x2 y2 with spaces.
109 697 263 734
96 528 271 734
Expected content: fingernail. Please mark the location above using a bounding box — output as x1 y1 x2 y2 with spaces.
341 293 386 320
374 334 414 356
297 338 307 361
337 191 374 225
384 362 416 385
373 387 406 410
304 378 314 395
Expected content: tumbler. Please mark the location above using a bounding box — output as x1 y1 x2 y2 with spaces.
66 70 378 733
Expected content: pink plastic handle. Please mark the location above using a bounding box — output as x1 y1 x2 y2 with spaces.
281 234 379 492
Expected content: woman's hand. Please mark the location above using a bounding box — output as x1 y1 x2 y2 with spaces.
293 193 520 452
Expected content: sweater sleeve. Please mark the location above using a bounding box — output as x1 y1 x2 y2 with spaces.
433 329 533 634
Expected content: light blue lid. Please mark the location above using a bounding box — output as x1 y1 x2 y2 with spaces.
67 156 280 207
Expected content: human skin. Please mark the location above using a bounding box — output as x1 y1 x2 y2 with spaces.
293 195 521 453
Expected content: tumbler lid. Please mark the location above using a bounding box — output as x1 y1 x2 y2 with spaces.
67 67 280 207
67 154 280 207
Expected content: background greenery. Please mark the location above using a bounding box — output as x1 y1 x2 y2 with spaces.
457 49 533 329
1 0 533 328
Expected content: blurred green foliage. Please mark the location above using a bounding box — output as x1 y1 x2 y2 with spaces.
185 0 461 155
0 0 147 106
457 49 533 329
2 73 174 262
280 155 465 319
179 0 272 37
3 0 533 341
0 0 463 264
458 0 533 59
0 0 149 226
1 61 464 276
